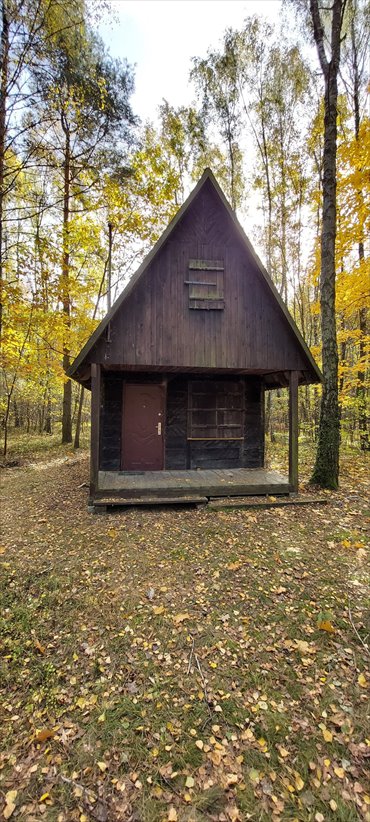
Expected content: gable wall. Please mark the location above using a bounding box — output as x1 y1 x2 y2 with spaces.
89 179 309 373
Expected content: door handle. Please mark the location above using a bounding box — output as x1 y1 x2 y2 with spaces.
157 422 162 436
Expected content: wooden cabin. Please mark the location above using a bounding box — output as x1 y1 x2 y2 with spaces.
68 169 321 509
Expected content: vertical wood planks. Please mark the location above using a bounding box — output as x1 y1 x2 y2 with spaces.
85 179 311 375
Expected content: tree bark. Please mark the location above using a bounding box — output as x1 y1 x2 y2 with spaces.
44 392 52 434
350 15 369 450
0 0 9 341
61 122 72 443
310 0 344 489
357 306 369 450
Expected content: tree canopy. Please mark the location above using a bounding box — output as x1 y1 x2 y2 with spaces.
1 0 369 472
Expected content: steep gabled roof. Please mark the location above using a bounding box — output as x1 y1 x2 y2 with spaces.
68 168 322 383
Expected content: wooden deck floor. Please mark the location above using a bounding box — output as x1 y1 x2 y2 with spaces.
96 467 290 502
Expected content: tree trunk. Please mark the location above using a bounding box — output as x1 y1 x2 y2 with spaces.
61 124 72 443
351 18 369 450
13 399 20 428
0 1 9 341
44 392 52 434
2 392 11 457
357 306 369 450
310 0 343 489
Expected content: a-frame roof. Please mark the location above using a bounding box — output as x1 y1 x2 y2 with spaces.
68 168 322 384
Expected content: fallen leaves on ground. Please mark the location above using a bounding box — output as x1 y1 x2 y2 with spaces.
0 446 369 820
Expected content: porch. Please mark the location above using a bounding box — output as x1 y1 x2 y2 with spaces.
94 466 291 506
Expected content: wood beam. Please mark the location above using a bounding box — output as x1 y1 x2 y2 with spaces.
289 371 299 492
90 363 102 503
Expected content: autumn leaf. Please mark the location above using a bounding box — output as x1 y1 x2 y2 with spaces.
3 791 17 820
358 673 367 688
173 612 189 624
249 768 260 784
34 638 46 655
152 605 165 615
321 727 333 742
295 773 304 791
318 620 335 633
225 805 241 821
168 808 177 821
295 639 311 655
34 727 57 742
225 773 239 786
97 761 108 772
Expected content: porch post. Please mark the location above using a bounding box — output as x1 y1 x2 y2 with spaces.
289 371 299 493
90 363 102 503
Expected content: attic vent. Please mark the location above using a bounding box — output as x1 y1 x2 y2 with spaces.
185 259 224 310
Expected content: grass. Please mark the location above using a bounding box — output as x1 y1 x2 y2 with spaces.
1 427 90 463
0 444 369 821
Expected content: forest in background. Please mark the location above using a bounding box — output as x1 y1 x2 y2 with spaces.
1 0 369 470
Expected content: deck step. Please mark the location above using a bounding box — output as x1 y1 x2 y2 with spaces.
208 495 328 510
93 496 208 510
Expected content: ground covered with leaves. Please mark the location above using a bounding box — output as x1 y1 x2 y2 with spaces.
1 447 369 821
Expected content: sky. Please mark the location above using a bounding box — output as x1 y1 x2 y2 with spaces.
98 0 283 121
96 0 288 268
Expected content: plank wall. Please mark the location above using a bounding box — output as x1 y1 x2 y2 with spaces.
88 178 310 375
99 373 264 472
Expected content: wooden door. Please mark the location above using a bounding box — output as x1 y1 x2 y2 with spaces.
122 384 165 470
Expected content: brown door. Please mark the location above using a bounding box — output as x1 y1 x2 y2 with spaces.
122 384 165 470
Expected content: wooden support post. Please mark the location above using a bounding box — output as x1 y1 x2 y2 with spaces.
289 371 299 493
90 363 102 504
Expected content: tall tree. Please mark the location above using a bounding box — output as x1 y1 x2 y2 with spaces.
0 0 87 342
229 21 311 299
342 0 369 449
191 39 245 210
31 26 136 441
309 0 347 488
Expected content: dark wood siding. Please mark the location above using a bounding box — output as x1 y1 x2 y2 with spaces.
99 373 265 472
88 179 310 375
100 373 122 470
165 377 188 469
243 378 264 468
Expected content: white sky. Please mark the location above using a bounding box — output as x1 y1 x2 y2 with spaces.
98 0 282 120
96 0 293 274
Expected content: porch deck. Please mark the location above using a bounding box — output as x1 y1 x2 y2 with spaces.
96 467 290 504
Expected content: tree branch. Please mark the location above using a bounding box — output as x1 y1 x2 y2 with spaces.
310 0 329 76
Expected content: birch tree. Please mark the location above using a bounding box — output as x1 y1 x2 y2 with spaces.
308 0 348 488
